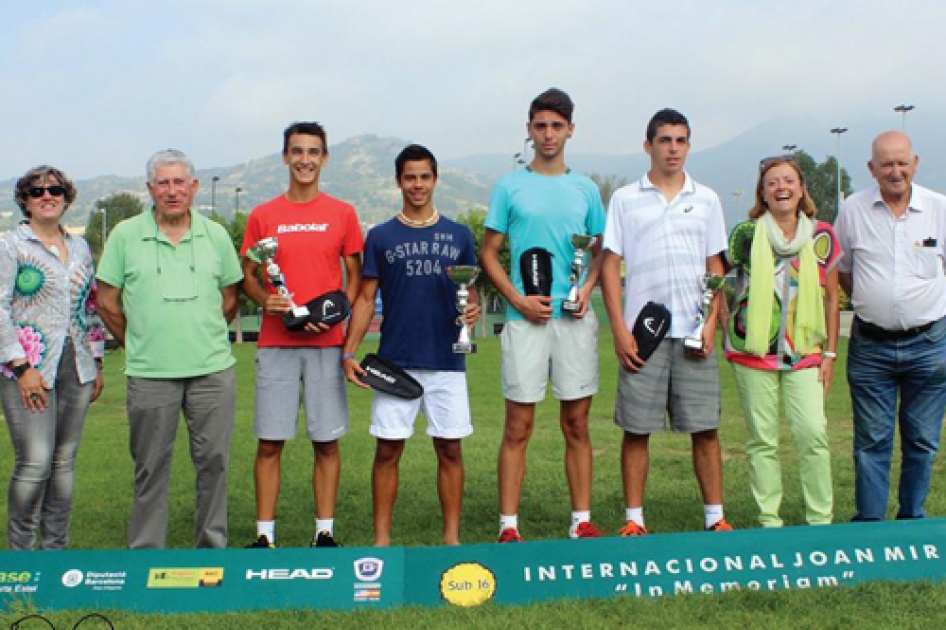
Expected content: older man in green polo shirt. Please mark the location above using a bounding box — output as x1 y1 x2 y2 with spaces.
97 149 243 549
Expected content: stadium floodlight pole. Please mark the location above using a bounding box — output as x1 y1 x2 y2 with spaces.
235 187 243 214
830 127 848 215
513 152 522 170
894 104 915 131
782 144 797 153
98 199 108 247
211 176 220 214
522 137 532 163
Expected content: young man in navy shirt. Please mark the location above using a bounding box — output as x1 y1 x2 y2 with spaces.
343 145 480 546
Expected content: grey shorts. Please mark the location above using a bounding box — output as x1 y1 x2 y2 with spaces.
254 347 348 442
501 317 599 403
614 338 720 434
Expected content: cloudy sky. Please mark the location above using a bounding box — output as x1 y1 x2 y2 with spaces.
1 0 943 180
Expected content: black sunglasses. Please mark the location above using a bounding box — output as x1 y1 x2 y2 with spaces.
26 185 66 199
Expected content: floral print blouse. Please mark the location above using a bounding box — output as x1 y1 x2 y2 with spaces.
0 223 105 385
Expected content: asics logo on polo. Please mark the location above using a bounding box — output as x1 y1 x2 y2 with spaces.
683 206 693 213
277 223 329 234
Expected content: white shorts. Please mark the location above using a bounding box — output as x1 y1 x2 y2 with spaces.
370 370 473 440
501 317 599 403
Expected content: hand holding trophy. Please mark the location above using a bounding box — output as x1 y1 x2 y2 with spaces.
563 234 596 315
247 237 311 331
447 265 480 354
683 273 726 355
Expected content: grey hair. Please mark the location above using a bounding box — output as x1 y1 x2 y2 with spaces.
146 149 196 183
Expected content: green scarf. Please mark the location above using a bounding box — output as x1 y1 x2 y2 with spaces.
745 212 826 355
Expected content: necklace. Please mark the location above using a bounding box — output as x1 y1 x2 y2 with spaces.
35 231 65 261
396 208 439 228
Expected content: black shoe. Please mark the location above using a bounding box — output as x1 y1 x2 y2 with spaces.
312 531 339 547
246 534 274 548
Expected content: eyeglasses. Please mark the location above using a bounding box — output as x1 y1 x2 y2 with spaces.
26 186 66 198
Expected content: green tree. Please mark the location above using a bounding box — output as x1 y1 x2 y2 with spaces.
589 172 629 207
85 192 145 262
456 207 508 314
790 150 853 224
208 211 255 334
209 210 248 256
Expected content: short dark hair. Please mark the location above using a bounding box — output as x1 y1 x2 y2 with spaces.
646 109 691 143
282 121 328 155
15 165 78 217
395 144 438 180
529 88 574 122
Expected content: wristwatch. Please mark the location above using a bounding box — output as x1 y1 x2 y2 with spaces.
11 363 30 379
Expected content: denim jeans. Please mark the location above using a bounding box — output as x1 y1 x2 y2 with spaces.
0 344 93 550
848 316 946 520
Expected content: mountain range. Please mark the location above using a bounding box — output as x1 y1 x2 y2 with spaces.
2 114 944 233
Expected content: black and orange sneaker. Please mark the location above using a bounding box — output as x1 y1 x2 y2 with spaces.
706 518 734 532
497 527 524 543
618 521 649 537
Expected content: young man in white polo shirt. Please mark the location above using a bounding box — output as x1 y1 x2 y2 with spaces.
600 108 732 535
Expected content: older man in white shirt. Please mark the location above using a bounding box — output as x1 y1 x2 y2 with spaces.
836 130 946 522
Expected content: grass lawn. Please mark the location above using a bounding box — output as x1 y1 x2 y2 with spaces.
3 305 946 627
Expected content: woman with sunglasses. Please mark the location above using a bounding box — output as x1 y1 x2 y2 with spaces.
0 165 105 549
724 156 840 528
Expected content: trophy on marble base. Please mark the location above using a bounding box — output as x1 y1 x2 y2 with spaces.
563 234 597 315
447 265 480 354
247 237 311 331
683 273 726 354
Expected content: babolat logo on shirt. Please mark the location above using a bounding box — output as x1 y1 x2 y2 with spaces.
277 223 329 234
245 568 334 580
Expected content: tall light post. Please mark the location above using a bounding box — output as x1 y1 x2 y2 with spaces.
782 144 797 154
894 104 915 131
830 127 848 215
235 187 243 214
732 190 744 209
522 137 532 164
211 176 220 213
512 152 522 170
98 200 107 249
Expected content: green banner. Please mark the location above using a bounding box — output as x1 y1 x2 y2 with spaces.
1 520 945 613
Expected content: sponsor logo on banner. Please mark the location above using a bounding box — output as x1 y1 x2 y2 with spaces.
354 558 384 582
0 570 40 595
61 569 127 592
147 568 224 589
245 568 333 581
440 562 496 607
353 557 384 602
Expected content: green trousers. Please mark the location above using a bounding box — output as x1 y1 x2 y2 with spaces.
731 363 833 527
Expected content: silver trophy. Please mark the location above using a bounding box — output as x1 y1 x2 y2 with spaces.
563 234 597 314
447 265 480 354
683 273 726 354
247 237 311 331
